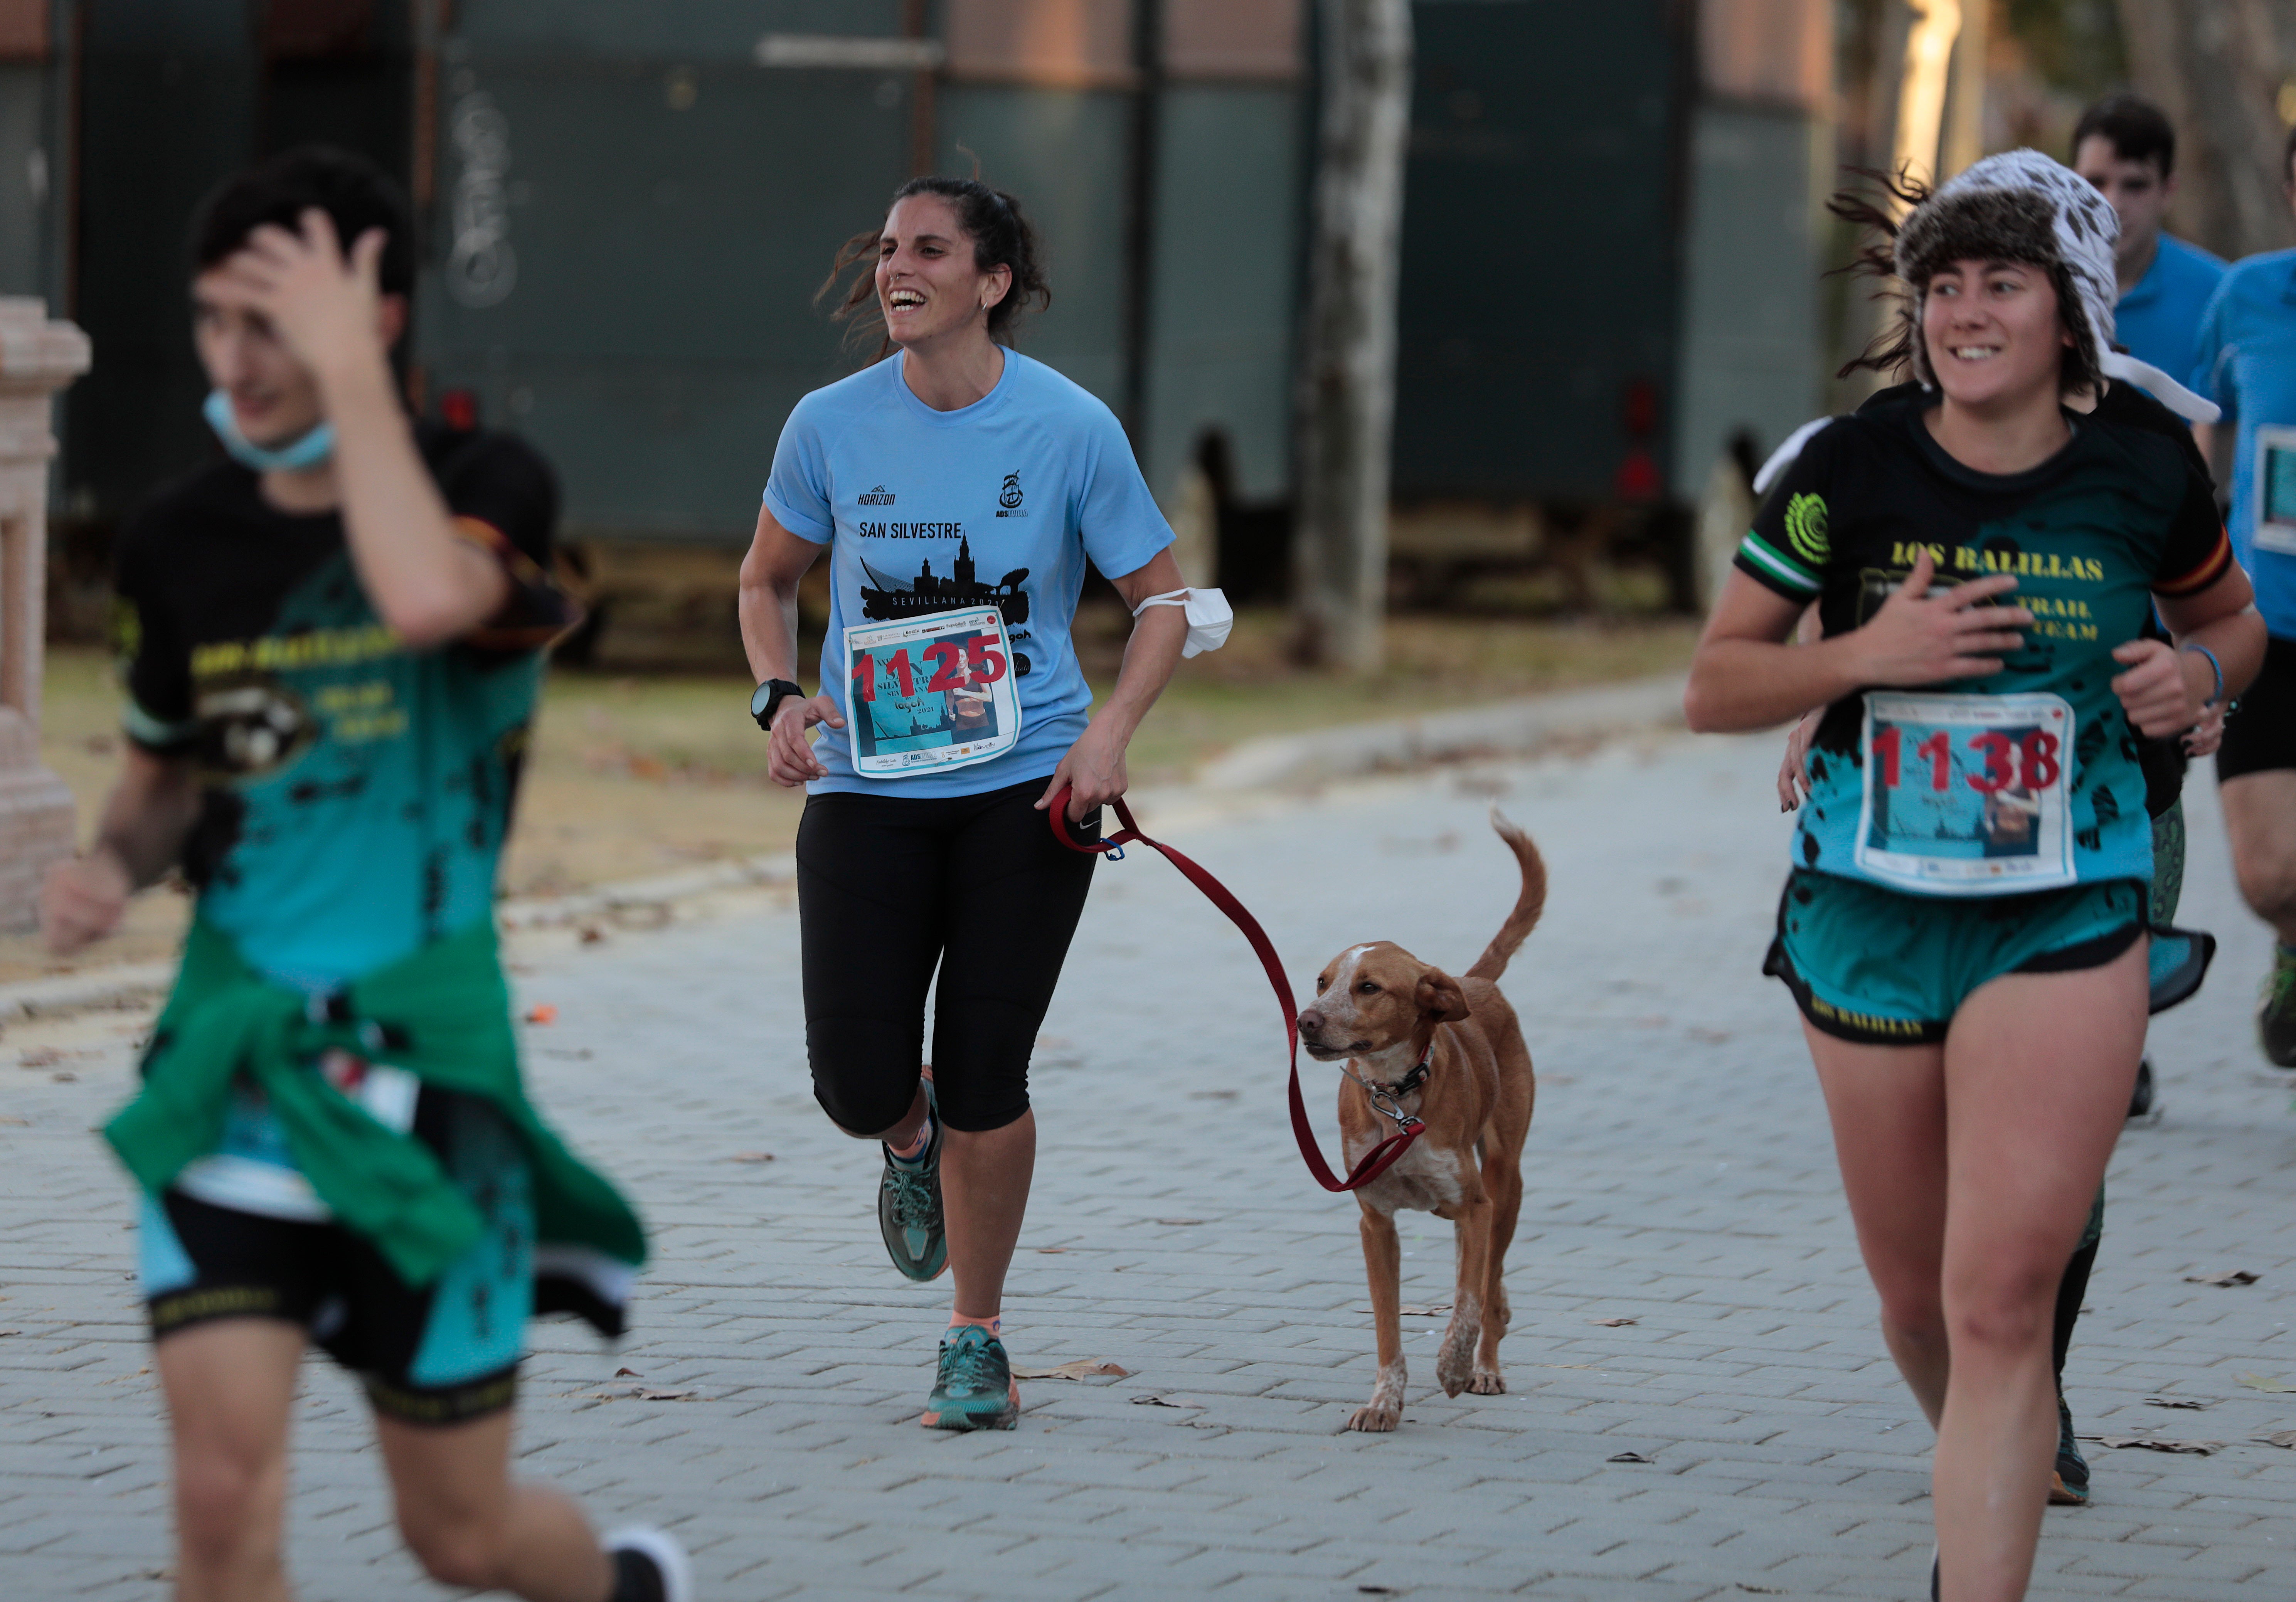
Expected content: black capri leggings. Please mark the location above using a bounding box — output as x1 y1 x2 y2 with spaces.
796 778 1098 1134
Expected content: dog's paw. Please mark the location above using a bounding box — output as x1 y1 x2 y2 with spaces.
1436 1323 1482 1397
1345 1403 1401 1432
1466 1368 1506 1395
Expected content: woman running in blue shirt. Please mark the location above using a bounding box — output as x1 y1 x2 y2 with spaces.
737 177 1217 1432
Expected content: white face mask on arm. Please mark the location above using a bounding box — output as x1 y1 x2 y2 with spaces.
1129 587 1234 658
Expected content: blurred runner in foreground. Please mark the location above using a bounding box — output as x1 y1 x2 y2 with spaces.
42 147 684 1602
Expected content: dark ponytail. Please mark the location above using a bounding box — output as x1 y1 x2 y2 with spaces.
1827 165 1932 382
817 176 1052 358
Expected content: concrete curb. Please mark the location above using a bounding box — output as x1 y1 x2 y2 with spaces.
496 853 796 931
0 673 1689 1020
1193 670 1688 791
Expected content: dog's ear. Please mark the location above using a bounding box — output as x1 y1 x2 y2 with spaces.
1416 968 1471 1024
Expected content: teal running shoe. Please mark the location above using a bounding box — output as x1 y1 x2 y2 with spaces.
2262 944 2296 1068
922 1323 1018 1431
877 1084 947 1281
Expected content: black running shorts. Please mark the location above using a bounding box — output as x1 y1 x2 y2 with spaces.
796 778 1098 1134
2217 634 2296 782
139 1092 532 1426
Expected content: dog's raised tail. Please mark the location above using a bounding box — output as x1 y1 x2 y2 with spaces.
1464 808 1547 982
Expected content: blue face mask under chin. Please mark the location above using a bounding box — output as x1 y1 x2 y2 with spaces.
203 389 336 474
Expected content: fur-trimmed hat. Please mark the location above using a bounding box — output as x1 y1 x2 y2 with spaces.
1894 148 2219 423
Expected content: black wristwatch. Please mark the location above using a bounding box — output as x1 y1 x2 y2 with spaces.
749 678 805 732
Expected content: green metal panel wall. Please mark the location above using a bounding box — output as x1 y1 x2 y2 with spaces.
418 53 910 540
933 84 1133 415
419 1 915 544
0 61 47 297
62 0 261 519
1142 82 1302 508
1672 101 1822 492
1392 0 1685 503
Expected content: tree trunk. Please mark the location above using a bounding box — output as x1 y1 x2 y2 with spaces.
2118 0 2296 262
1292 0 1412 672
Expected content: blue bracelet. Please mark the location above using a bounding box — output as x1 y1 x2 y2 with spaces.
2182 642 2225 709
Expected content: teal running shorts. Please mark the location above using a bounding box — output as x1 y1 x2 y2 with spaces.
1764 870 2145 1046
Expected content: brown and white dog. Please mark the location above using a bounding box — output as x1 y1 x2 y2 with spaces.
1296 811 1545 1432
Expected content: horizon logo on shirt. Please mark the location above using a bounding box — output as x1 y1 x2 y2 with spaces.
858 485 896 506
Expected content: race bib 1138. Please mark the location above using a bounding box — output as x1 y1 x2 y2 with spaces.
843 605 1023 778
1852 691 2077 895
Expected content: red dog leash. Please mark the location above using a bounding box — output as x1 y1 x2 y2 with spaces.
1047 788 1424 1191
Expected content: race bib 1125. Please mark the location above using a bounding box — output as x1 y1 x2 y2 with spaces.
843 605 1023 778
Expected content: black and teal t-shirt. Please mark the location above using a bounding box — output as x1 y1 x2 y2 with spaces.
116 422 569 991
1735 388 2232 895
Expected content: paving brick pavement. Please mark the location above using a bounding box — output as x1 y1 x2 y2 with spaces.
5 729 2296 1599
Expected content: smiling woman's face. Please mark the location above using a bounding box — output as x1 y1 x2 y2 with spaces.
874 193 1010 351
1922 257 2073 410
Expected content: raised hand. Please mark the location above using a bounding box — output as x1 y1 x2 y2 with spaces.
209 208 390 384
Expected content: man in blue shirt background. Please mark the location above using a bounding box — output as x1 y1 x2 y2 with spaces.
2073 94 2227 387
2190 121 2296 1067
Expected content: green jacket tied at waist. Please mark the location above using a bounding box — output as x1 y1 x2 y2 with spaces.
105 917 646 1288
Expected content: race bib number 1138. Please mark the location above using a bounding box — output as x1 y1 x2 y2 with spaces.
1852 691 2077 895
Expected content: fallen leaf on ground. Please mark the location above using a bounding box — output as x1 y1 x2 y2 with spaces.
1358 1588 1397 1597
1130 1394 1202 1409
1035 1247 1067 1254
2254 1430 2296 1449
1155 1218 1206 1227
571 1383 697 1402
614 1367 641 1378
1607 1451 1654 1464
2237 1373 2296 1393
578 926 605 944
0 1115 25 1126
1736 1587 1786 1596
2145 1396 2212 1409
2086 1435 2222 1454
1012 1358 1129 1381
524 1004 558 1025
1589 1317 1638 1328
2184 1269 2259 1287
0 1330 20 1337
727 1152 774 1163
19 1047 60 1067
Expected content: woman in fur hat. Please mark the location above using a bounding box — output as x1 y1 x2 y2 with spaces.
1684 150 2264 1600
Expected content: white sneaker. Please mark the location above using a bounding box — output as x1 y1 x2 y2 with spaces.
605 1525 694 1602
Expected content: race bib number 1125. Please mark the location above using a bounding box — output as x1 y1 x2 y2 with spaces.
1852 691 2077 895
843 604 1023 778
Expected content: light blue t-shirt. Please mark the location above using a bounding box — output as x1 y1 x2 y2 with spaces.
2192 248 2296 637
2115 232 2225 384
764 350 1174 796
